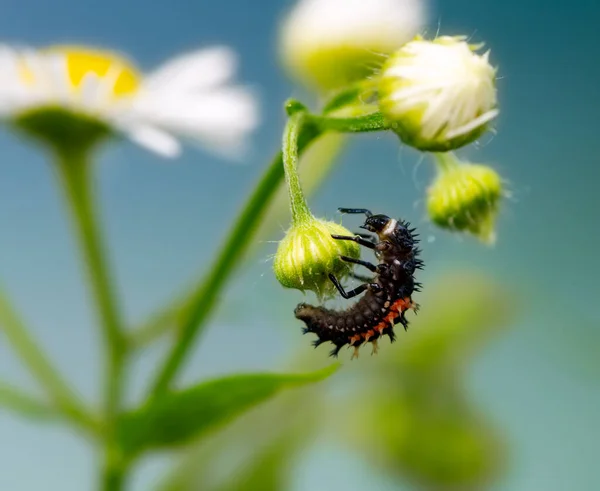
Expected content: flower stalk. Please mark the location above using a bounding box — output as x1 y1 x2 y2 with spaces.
283 112 312 225
146 119 323 400
53 147 127 490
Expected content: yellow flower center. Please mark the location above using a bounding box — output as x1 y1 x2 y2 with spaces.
56 47 140 96
20 46 141 98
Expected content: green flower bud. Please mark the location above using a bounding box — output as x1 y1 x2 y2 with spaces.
273 217 360 298
279 0 426 92
379 36 498 151
427 153 502 244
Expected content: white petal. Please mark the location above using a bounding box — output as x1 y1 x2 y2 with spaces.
130 86 259 153
79 72 104 107
144 46 238 93
0 46 28 114
43 53 72 103
124 124 181 157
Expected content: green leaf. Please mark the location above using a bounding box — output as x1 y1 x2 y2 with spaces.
118 364 338 455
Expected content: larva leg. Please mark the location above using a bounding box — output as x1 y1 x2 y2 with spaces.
328 274 368 299
338 208 373 217
328 274 381 299
331 234 376 250
353 232 377 243
339 255 377 273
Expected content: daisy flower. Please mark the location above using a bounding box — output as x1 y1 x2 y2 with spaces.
0 44 259 158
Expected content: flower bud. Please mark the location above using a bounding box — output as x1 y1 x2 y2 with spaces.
279 0 427 91
379 36 498 151
273 217 360 298
427 154 502 244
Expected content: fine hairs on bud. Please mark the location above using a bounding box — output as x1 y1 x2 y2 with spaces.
427 153 503 244
379 35 498 151
273 217 361 299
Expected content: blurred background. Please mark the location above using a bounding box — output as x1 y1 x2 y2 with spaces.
0 0 598 490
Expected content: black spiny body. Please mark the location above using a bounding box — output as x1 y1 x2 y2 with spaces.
294 208 423 358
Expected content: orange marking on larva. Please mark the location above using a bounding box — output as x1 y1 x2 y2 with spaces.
373 297 411 333
364 330 375 342
350 334 362 345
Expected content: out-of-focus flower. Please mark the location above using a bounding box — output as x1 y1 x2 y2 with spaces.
273 217 360 298
427 152 503 244
280 0 427 91
0 45 258 157
379 36 498 151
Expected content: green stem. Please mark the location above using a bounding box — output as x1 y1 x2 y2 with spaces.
54 150 126 489
283 112 312 225
308 111 389 133
101 447 128 491
147 122 322 399
0 381 60 422
127 299 184 350
432 152 461 172
321 80 378 114
0 289 96 431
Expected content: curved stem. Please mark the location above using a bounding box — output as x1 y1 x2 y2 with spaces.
283 112 312 225
54 150 127 489
0 290 96 431
322 79 378 114
147 122 323 399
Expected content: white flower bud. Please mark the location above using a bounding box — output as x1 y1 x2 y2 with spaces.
379 36 498 151
280 0 427 91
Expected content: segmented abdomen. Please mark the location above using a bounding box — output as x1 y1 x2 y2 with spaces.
294 290 415 357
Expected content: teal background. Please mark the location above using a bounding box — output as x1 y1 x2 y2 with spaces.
0 0 598 489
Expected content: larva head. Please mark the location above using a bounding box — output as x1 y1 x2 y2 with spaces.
362 215 417 252
360 214 392 236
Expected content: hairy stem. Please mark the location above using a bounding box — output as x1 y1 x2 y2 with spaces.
283 112 312 225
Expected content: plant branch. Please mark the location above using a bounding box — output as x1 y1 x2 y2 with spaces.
0 381 59 422
54 149 127 489
282 112 312 225
147 122 322 399
0 289 97 432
